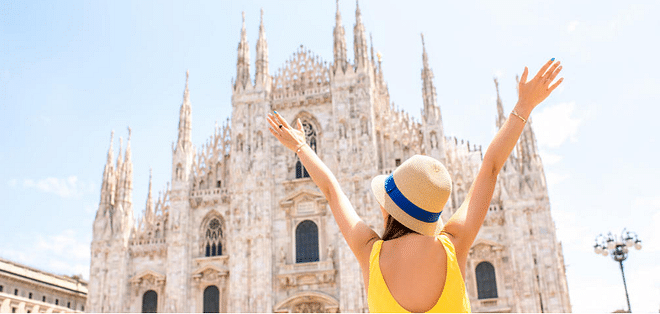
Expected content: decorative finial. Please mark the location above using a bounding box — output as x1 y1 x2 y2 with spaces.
127 126 132 141
337 0 340 11
377 51 382 63
260 8 264 22
186 69 189 81
421 33 425 48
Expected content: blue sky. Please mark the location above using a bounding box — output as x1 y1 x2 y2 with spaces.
1 0 658 312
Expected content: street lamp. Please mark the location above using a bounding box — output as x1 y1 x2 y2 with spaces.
594 229 642 313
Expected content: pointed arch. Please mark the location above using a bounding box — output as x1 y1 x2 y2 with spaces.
430 131 438 149
215 162 222 188
175 163 183 180
200 211 226 257
236 134 244 152
393 140 403 166
360 116 369 136
337 120 347 139
293 111 321 179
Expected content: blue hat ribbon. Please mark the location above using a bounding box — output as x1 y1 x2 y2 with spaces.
384 174 441 223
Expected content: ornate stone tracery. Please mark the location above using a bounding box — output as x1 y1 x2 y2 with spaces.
273 47 330 98
200 213 226 257
274 292 340 313
192 120 231 192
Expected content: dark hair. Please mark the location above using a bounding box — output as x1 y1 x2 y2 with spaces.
381 214 420 241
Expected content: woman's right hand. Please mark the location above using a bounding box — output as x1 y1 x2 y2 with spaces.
517 59 564 114
267 112 306 152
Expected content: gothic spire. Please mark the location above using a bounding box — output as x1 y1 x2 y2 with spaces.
255 8 269 87
518 118 540 169
106 130 114 166
421 33 440 123
235 12 251 90
145 168 154 223
116 136 123 174
100 131 115 207
370 33 375 64
333 0 348 74
353 0 369 70
176 71 192 153
494 78 506 129
122 127 133 208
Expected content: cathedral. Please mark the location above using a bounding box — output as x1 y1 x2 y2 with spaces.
89 2 572 313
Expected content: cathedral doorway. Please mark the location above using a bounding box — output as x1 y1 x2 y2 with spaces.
203 285 220 313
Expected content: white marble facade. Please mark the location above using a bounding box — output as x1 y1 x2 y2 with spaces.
88 3 571 313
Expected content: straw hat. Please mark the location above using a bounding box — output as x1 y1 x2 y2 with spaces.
371 155 452 236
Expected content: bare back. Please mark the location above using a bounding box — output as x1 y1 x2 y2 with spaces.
362 234 449 313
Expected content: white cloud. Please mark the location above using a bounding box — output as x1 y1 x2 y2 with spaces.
539 150 563 165
633 197 660 253
0 229 91 279
36 229 90 260
566 20 579 33
533 101 582 148
22 176 95 198
8 179 17 187
546 171 570 188
553 208 592 251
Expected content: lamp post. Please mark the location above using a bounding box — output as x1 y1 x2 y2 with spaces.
594 229 642 313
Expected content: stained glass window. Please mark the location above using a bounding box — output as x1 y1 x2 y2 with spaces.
204 218 223 257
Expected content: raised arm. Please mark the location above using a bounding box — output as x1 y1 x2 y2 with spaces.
443 59 564 262
267 113 380 267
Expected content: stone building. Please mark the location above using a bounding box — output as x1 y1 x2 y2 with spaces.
0 257 87 313
88 3 571 313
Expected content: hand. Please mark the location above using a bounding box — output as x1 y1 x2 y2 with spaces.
517 59 564 113
267 112 306 152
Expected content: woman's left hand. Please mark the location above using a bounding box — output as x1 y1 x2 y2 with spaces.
267 112 306 152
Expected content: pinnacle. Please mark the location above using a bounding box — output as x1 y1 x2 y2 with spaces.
106 130 115 164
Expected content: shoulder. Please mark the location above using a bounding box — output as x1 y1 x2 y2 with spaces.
360 236 381 264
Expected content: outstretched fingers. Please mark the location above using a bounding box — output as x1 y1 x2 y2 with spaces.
535 59 556 80
274 111 292 129
520 66 529 85
549 77 564 93
546 64 563 86
268 125 279 137
267 114 280 131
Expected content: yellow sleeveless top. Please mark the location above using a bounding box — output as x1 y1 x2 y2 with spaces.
367 233 471 313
